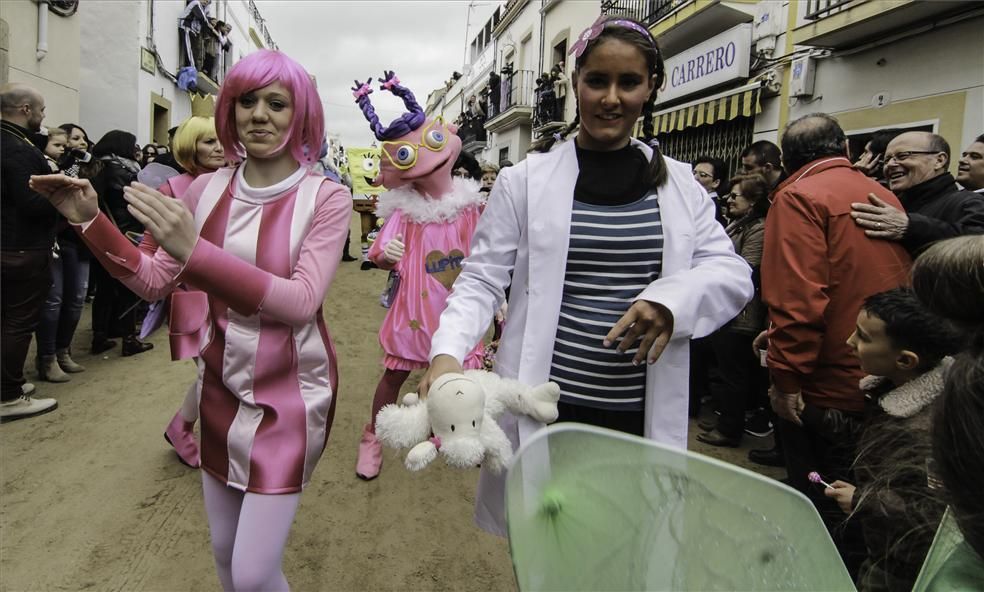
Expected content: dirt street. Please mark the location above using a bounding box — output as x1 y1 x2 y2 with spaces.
1 212 781 592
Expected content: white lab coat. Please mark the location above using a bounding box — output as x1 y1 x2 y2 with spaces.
429 137 753 535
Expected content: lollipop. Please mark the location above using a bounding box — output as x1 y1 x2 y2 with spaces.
808 471 833 489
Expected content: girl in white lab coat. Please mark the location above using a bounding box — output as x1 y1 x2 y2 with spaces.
421 15 754 536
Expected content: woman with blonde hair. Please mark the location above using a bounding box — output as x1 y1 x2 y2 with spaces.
144 113 226 469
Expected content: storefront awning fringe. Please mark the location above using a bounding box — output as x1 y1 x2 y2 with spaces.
655 84 762 134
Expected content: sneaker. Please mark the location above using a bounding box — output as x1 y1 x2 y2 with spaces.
744 409 774 437
0 396 58 423
696 429 741 448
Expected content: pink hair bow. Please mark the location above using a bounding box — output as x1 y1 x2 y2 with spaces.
381 75 401 91
352 79 373 100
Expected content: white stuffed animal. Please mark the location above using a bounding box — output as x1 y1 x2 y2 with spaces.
375 370 560 473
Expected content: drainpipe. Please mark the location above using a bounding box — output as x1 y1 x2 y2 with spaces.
36 0 49 61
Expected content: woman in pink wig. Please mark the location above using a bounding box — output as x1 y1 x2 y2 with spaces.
352 71 485 480
31 50 351 591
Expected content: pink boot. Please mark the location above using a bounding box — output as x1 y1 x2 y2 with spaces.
164 411 201 468
356 423 382 480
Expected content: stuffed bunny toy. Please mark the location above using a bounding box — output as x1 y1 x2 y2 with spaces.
375 370 560 473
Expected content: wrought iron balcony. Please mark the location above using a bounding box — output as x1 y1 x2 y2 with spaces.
485 69 536 133
804 0 853 20
600 0 683 27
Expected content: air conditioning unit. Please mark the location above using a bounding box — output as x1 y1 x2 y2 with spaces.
789 56 816 97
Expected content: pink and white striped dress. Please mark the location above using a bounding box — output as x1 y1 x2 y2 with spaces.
78 165 352 493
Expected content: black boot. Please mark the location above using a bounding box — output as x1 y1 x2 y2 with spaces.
121 336 154 357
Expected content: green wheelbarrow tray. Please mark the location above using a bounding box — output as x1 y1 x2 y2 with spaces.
505 423 856 591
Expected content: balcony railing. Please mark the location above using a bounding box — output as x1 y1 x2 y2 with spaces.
804 0 854 20
600 0 685 27
489 69 535 118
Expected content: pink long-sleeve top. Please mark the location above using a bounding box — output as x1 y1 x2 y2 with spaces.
77 164 353 493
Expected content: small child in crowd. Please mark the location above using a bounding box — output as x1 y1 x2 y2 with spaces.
42 127 68 172
825 287 965 591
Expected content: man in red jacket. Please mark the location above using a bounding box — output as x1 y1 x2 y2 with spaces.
762 113 912 576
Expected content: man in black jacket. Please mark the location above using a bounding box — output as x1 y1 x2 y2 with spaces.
0 83 59 422
850 131 984 254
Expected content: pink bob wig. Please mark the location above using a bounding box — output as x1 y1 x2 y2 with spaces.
215 50 324 164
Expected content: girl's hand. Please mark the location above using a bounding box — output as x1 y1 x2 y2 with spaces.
605 300 674 366
122 182 198 263
29 174 99 224
823 480 856 514
418 354 463 399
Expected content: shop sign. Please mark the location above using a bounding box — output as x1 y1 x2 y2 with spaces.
657 24 751 105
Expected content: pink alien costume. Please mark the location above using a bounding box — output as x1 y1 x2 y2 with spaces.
357 72 484 370
77 165 351 493
353 71 484 479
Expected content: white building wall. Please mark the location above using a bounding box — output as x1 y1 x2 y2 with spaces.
1 0 81 126
82 0 273 146
80 2 141 142
541 0 599 126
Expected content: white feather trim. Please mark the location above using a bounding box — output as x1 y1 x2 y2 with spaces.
376 177 483 224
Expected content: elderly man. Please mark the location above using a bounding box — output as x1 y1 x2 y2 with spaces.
850 131 984 254
1 83 59 422
957 134 984 192
762 113 911 576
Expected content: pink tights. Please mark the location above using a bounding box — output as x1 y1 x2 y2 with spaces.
202 471 301 592
368 368 410 433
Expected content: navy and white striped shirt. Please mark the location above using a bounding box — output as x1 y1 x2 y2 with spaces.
549 192 664 410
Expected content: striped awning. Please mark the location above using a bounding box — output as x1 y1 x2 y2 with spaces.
654 85 762 134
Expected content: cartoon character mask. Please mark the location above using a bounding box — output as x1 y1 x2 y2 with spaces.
345 147 384 195
354 71 461 192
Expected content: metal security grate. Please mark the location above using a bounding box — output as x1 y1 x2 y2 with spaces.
656 116 755 181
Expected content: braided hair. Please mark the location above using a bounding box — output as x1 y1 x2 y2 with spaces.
531 16 668 188
355 71 427 141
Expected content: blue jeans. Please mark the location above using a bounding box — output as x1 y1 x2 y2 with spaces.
36 242 89 356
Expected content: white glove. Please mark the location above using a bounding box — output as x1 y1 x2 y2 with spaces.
383 234 405 263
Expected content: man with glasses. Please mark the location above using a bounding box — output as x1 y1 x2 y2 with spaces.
0 83 59 422
850 131 984 254
693 155 728 226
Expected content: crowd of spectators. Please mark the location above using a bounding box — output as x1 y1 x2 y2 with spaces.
686 112 984 586
0 82 187 421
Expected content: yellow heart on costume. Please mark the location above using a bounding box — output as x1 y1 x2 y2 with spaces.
424 249 466 290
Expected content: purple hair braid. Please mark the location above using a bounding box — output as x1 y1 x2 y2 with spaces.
372 70 426 140
352 77 386 140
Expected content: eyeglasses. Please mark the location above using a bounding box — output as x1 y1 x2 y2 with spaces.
693 170 713 179
381 117 450 171
724 193 742 201
884 150 940 163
